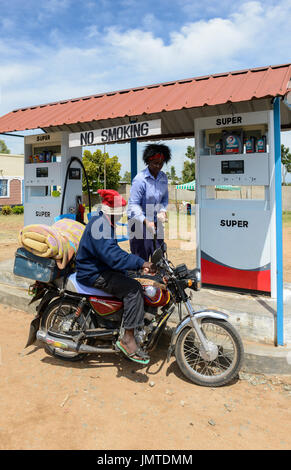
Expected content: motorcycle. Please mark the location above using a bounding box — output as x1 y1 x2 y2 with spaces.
25 247 244 387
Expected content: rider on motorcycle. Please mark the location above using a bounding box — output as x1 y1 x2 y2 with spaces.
76 189 156 365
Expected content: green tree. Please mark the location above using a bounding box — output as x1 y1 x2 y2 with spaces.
166 165 180 184
281 144 291 185
0 140 10 154
182 145 195 183
82 148 121 193
121 171 131 183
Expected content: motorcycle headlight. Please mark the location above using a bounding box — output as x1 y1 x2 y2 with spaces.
187 268 201 290
193 268 201 282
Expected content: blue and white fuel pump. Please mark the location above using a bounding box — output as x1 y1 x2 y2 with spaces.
23 132 83 226
195 110 278 297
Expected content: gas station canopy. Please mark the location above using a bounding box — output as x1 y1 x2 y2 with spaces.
0 63 290 137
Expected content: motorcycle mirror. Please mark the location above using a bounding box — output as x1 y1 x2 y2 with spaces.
152 247 163 265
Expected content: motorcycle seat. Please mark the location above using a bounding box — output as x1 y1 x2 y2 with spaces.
65 273 114 297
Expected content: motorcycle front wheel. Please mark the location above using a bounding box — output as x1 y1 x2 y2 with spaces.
40 298 94 362
175 319 244 387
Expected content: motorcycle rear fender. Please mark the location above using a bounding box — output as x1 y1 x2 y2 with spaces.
167 309 229 362
25 289 59 348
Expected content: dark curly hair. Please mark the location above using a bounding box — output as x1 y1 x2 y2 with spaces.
142 144 171 164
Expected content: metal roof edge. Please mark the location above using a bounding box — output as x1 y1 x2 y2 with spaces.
10 63 291 113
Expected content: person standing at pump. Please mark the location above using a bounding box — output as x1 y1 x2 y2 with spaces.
127 143 171 260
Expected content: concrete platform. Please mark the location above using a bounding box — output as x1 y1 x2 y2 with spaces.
0 258 291 376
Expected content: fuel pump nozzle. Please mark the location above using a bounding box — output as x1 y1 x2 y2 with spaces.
76 195 85 224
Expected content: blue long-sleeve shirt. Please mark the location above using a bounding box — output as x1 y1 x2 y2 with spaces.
127 167 168 223
76 212 145 286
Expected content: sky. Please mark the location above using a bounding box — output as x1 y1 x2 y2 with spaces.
0 0 291 178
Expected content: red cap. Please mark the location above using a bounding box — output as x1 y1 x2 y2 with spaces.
97 189 127 215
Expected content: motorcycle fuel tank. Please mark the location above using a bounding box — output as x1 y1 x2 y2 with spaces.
89 297 123 316
143 285 170 307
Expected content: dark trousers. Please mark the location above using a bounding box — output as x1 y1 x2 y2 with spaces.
94 271 144 330
129 237 164 262
128 219 164 261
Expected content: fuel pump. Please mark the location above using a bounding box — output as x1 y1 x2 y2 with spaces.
23 132 83 226
195 111 276 296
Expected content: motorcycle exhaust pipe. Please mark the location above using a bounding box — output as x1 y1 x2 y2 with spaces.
36 330 115 354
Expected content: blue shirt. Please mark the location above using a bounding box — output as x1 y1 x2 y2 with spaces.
76 212 145 286
127 167 168 223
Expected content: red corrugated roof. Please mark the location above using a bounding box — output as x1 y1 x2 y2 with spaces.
0 63 290 133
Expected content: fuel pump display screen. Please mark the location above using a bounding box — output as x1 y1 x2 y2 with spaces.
69 168 81 180
36 167 48 178
221 160 244 174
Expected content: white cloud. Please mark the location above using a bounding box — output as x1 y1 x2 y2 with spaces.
141 13 162 32
86 25 100 39
100 1 290 80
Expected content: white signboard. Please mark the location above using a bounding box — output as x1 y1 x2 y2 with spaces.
69 119 161 147
196 111 268 129
25 132 62 145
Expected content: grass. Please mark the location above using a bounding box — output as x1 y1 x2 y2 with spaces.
283 211 291 227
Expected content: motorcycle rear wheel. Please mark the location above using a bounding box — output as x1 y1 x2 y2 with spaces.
40 298 94 362
175 319 244 387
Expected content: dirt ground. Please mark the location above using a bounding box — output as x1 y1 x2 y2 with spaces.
0 303 291 451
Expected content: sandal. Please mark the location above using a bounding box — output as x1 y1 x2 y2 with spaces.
116 340 150 365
